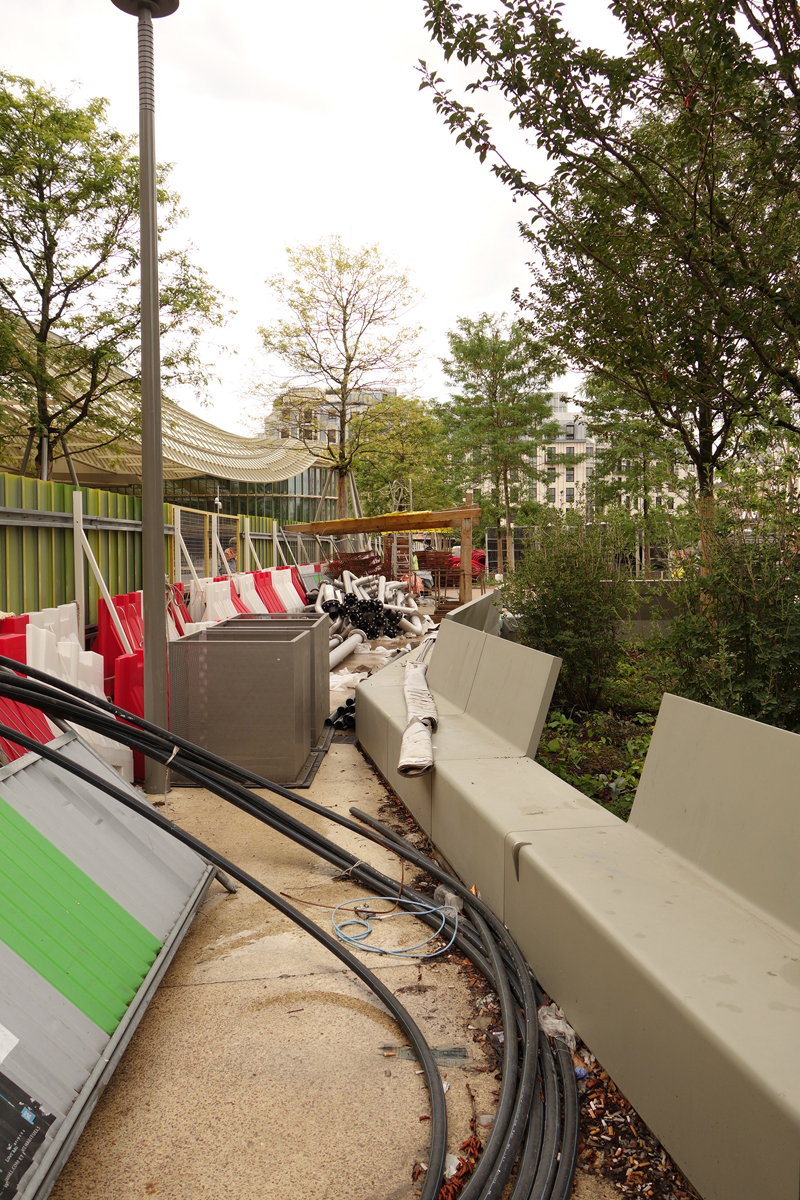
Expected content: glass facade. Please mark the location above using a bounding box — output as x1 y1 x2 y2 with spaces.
110 469 338 523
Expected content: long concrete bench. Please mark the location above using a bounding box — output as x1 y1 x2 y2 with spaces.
356 619 561 832
357 624 800 1200
443 590 501 635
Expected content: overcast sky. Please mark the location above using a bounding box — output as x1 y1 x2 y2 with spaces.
3 0 626 433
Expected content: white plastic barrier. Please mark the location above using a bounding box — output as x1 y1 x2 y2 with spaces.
235 574 269 614
25 622 134 782
270 567 304 612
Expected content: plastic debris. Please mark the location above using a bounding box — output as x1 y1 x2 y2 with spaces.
434 883 465 907
443 1154 460 1180
537 1002 578 1051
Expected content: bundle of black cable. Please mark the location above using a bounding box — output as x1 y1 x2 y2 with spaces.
0 657 579 1200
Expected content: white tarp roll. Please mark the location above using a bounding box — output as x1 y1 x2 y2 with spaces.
397 659 439 776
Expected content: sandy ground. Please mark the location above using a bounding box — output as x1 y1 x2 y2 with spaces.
49 741 522 1200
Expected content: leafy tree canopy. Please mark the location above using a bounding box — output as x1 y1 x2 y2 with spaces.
420 0 800 507
440 313 556 568
353 393 456 516
0 72 227 478
258 237 420 516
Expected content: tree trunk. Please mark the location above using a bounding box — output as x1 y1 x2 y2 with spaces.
697 486 714 570
502 466 514 574
337 471 348 519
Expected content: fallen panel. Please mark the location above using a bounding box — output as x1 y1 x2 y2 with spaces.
0 730 212 1200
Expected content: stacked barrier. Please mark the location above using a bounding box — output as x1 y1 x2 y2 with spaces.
0 604 134 781
0 568 314 783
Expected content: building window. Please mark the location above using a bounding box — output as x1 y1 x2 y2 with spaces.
327 430 337 444
565 445 574 457
667 497 674 510
585 467 593 481
546 447 555 462
547 467 555 482
566 487 574 502
566 424 574 439
566 468 574 483
547 487 556 503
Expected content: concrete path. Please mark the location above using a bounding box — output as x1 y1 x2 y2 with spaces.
49 741 525 1200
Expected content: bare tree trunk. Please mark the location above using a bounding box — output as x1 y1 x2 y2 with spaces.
337 471 348 519
502 466 514 573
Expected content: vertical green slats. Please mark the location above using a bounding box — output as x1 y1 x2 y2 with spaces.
0 795 162 1034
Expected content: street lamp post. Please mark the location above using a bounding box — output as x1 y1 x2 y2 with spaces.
111 0 178 793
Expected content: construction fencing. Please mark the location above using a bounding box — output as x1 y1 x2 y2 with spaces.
0 474 335 626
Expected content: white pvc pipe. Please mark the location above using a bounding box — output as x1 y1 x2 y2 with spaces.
330 630 365 668
377 576 386 603
399 615 424 635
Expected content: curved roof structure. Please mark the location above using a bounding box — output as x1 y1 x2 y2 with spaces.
0 396 324 488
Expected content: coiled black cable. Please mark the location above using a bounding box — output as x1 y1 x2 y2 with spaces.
0 659 579 1200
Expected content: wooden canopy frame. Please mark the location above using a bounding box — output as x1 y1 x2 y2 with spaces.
285 498 479 605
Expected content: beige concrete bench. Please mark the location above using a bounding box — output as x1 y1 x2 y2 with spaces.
358 630 800 1200
443 590 501 635
356 619 561 832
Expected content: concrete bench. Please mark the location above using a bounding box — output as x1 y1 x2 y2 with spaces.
443 590 501 635
358 623 800 1199
356 619 561 832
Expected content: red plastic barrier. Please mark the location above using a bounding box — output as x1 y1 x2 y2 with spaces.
253 570 285 613
170 583 192 632
0 615 29 635
0 629 56 762
115 648 145 782
278 565 307 603
214 576 249 615
0 633 27 665
95 594 144 696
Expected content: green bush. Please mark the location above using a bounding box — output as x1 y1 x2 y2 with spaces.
503 515 636 710
669 495 800 731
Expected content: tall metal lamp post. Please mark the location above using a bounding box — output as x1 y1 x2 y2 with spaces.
111 0 178 793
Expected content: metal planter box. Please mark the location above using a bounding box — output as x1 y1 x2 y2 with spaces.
223 613 330 742
169 625 312 782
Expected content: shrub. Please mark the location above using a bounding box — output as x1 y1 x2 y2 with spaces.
669 492 800 731
503 514 636 710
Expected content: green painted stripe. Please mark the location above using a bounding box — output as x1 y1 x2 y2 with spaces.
0 796 162 1034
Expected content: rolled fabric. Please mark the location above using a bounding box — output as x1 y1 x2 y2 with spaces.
403 660 438 729
397 659 439 776
398 715 434 776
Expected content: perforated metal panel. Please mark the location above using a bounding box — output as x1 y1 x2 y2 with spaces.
169 626 312 781
224 613 330 741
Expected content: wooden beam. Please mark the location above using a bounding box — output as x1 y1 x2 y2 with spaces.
284 505 481 537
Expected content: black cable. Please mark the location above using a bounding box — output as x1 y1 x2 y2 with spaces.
0 664 578 1200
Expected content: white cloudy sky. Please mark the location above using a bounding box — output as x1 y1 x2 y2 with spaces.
4 0 626 433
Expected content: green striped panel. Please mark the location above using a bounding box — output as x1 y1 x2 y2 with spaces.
0 796 162 1034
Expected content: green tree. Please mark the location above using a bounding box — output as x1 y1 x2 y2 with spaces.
502 514 636 709
258 238 420 517
581 377 689 571
440 313 555 573
353 394 455 516
419 1 800 532
0 72 226 479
